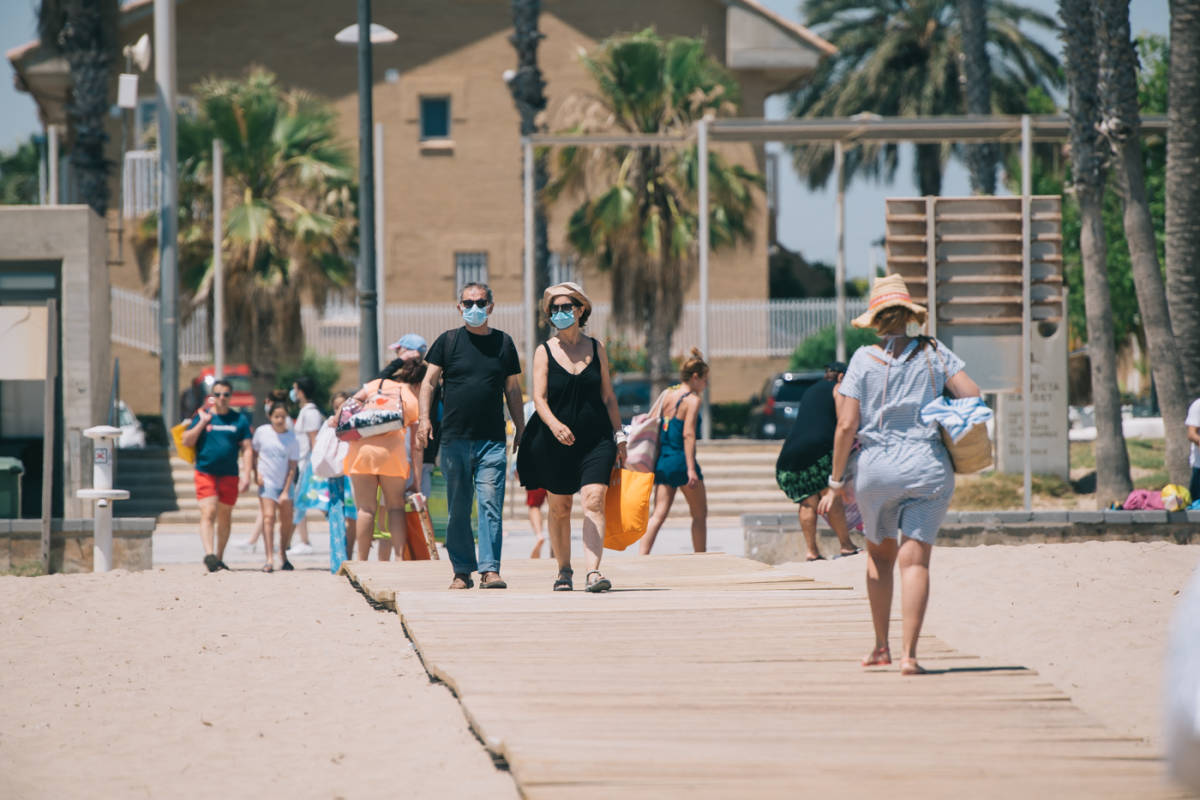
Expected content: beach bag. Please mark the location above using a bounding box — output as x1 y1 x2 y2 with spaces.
925 350 992 474
311 423 347 478
625 390 668 473
1123 489 1164 510
604 468 655 550
336 384 406 441
1162 484 1192 512
170 420 196 465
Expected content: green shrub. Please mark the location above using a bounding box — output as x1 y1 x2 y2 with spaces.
789 325 879 371
276 348 342 413
710 402 750 439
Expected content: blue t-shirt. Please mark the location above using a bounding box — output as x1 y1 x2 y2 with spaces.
191 410 252 476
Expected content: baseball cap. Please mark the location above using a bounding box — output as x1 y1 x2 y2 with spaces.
389 333 427 356
824 361 848 374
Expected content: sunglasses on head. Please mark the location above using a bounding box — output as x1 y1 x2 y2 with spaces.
212 392 231 398
549 302 579 313
460 298 489 309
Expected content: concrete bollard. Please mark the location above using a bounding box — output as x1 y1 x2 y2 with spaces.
77 426 130 572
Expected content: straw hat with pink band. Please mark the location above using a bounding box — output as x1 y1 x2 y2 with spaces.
851 273 928 331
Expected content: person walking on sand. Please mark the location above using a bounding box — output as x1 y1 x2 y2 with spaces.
180 379 252 572
1186 394 1200 502
517 283 625 592
286 376 323 557
776 361 861 562
818 275 981 675
252 402 300 572
639 351 710 555
418 283 524 590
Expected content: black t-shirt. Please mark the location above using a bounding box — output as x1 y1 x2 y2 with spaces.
426 327 521 442
776 378 839 473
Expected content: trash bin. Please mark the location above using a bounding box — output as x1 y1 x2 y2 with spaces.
0 457 23 519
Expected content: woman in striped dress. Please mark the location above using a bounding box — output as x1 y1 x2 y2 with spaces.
819 275 981 675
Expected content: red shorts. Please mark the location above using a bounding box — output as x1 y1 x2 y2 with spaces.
526 488 547 507
195 472 239 505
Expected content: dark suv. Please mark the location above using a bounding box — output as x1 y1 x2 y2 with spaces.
611 374 652 425
746 371 824 439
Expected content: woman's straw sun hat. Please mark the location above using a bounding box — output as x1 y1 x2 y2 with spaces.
541 281 592 316
851 274 928 329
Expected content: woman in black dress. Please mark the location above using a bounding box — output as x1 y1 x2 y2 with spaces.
518 282 626 592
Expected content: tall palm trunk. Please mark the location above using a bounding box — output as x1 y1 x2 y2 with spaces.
957 0 997 194
1165 0 1200 398
1060 0 1131 505
507 0 551 339
38 0 119 215
1096 0 1192 484
915 143 943 196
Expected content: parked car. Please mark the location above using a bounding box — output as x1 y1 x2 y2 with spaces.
611 374 652 425
179 364 255 421
746 371 825 439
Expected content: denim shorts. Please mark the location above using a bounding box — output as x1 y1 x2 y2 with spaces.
258 484 291 502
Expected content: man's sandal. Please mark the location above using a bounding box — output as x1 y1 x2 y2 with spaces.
862 645 891 667
585 570 612 593
553 567 573 591
449 573 474 590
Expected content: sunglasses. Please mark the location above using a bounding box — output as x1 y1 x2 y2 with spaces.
549 302 579 313
212 392 231 398
460 298 489 309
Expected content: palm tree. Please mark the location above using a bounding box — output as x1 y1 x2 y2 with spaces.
0 135 42 204
545 30 763 390
789 0 1061 195
1096 0 1192 485
37 0 119 215
136 69 357 395
506 0 552 336
957 0 997 193
1166 0 1200 398
1059 0 1131 505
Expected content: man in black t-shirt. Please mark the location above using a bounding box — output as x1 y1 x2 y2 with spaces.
419 282 524 589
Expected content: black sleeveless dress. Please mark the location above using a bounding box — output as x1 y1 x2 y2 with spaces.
517 338 618 495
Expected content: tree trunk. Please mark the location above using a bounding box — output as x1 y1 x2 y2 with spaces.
1060 0 1131 505
957 0 997 194
1097 0 1193 484
914 143 943 196
644 313 675 398
1166 0 1200 398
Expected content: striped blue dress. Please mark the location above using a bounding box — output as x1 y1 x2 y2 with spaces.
838 338 965 545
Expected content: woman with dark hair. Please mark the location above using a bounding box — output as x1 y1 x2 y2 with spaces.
518 282 625 592
818 275 981 675
344 341 431 561
639 350 709 555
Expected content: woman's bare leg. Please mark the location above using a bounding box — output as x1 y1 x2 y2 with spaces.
679 482 708 553
349 475 379 561
798 498 820 560
579 483 607 572
826 494 858 554
278 498 295 557
546 493 573 572
260 496 276 567
638 485 676 555
381 475 424 559
898 537 933 673
865 537 898 656
529 503 545 558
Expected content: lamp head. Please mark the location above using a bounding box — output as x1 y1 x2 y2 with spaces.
124 34 151 72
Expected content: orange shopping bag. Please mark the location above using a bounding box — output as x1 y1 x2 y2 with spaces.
604 468 654 551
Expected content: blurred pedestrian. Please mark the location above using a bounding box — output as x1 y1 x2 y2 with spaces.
775 361 860 561
418 283 524 590
639 350 709 555
252 402 300 572
286 376 322 556
392 334 438 497
237 389 291 553
518 283 624 591
180 379 252 572
1186 395 1200 502
818 275 981 675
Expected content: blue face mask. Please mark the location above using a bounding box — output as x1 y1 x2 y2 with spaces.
550 310 576 330
288 387 298 403
462 305 489 327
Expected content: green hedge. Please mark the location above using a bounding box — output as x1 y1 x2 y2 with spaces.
789 325 879 371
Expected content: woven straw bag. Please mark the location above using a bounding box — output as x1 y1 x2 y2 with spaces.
926 350 992 474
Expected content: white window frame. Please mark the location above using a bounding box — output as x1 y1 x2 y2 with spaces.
454 251 488 296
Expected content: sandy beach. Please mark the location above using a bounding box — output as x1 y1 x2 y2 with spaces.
2 539 1197 797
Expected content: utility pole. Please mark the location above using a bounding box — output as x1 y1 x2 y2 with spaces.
356 0 380 382
155 0 179 422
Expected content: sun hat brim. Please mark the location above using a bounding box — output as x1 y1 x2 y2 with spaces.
541 282 592 316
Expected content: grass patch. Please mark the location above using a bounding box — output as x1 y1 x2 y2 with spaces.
1133 471 1171 491
1070 438 1165 471
951 472 1074 510
2 560 46 577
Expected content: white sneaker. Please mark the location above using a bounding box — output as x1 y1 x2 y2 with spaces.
286 542 314 556
234 538 257 552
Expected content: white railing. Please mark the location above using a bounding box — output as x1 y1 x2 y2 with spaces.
112 289 868 363
122 150 159 219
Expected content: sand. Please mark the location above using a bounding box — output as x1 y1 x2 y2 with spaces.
2 541 1197 797
0 565 518 800
792 539 1200 746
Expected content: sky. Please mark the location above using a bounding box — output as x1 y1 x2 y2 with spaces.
0 0 1170 277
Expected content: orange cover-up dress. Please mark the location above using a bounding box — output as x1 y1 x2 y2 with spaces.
342 379 418 479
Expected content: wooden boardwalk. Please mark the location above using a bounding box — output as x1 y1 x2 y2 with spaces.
341 554 1182 799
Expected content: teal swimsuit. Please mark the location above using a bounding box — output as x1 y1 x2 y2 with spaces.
653 390 703 487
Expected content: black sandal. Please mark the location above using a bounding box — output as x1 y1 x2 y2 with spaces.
585 570 611 593
553 566 573 591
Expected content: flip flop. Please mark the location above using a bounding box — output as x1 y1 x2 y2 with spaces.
261 563 274 573
805 555 826 562
835 548 862 559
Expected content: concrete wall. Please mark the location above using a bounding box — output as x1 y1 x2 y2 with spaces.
0 205 111 517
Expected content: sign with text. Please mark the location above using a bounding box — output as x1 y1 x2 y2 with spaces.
0 306 50 380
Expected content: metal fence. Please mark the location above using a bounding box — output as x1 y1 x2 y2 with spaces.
112 289 867 363
122 150 159 219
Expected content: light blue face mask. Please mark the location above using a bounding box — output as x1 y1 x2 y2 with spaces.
462 305 489 327
288 387 299 403
550 310 576 330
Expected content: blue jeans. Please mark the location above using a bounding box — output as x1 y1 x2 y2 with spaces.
441 438 507 575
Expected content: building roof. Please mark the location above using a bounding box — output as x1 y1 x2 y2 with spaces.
724 0 836 57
